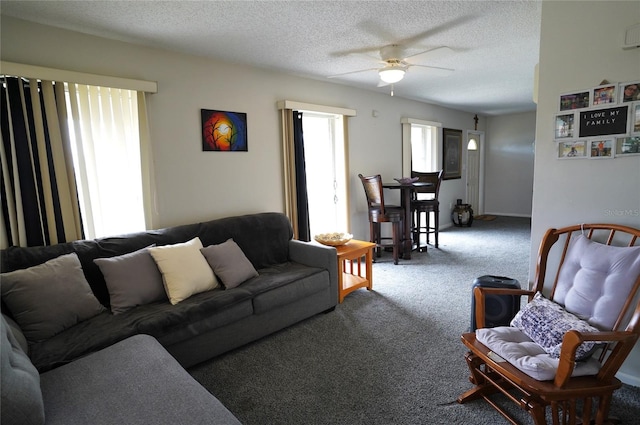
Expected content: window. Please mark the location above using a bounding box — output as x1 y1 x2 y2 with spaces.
402 118 442 176
65 84 146 239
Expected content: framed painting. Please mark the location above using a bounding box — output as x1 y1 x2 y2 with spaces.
201 109 248 151
442 128 462 180
557 140 587 159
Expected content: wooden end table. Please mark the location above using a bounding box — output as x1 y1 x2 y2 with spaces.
336 240 375 303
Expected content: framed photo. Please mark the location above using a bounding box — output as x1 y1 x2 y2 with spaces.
557 140 587 159
615 136 640 156
619 81 640 103
592 84 617 107
588 138 614 159
559 90 590 111
201 109 248 151
631 102 640 135
442 128 462 180
554 112 576 140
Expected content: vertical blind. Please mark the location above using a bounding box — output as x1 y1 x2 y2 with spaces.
1 71 155 248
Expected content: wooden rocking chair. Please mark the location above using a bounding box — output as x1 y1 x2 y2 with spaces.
458 223 640 425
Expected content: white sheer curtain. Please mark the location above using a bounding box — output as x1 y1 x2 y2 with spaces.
65 84 146 238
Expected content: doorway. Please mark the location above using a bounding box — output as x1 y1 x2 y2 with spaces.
301 112 348 236
466 131 484 215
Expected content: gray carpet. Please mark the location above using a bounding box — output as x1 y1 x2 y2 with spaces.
189 217 640 424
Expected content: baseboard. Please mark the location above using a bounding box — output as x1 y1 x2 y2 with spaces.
482 212 532 218
617 371 640 388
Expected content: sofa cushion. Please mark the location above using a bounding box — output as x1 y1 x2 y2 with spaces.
196 212 293 269
510 292 600 360
94 246 167 314
0 315 45 425
149 237 219 304
201 238 259 289
248 262 329 313
28 287 254 372
0 253 106 343
39 334 241 425
2 314 28 354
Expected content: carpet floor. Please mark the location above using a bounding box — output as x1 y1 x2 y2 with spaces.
189 216 640 424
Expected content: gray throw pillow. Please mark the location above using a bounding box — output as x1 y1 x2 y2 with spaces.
94 246 167 314
200 238 259 289
0 315 45 425
0 253 105 343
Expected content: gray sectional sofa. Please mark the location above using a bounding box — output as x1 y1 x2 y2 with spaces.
1 212 339 424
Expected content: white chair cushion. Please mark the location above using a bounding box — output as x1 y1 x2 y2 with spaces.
554 234 640 330
476 326 601 381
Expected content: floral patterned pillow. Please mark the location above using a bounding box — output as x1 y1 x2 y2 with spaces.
510 292 600 360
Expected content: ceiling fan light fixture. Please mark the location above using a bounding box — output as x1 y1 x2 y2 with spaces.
379 66 405 84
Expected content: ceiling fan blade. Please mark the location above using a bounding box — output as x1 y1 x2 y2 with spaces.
409 64 454 77
404 46 453 62
330 46 380 58
327 67 379 78
397 15 477 47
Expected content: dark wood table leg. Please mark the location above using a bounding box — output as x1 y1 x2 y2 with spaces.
401 186 412 259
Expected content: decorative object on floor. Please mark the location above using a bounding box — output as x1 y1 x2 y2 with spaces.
201 109 248 151
451 202 473 227
458 223 640 425
442 128 462 180
314 232 353 246
393 177 419 185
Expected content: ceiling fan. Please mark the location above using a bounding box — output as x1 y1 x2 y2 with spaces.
328 44 455 87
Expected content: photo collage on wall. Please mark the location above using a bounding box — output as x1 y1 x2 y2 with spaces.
555 80 640 159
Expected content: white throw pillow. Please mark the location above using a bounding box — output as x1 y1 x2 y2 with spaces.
148 237 219 304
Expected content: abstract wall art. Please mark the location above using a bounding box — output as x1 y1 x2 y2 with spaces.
201 109 248 151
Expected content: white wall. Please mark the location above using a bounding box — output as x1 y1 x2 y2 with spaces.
1 16 490 242
485 112 536 216
533 1 640 386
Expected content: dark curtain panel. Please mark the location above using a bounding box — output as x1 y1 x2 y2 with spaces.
0 76 79 247
292 110 310 241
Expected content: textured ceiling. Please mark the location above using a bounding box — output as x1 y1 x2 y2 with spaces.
0 0 542 115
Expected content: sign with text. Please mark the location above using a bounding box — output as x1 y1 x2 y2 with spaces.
579 106 628 137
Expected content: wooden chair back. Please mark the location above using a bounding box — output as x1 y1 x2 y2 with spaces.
411 170 443 200
358 174 387 215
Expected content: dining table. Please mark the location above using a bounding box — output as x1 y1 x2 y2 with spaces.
382 181 433 259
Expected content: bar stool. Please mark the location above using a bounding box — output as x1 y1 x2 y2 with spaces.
410 170 443 251
358 174 404 265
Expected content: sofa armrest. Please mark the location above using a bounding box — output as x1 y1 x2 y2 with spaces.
289 240 338 305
